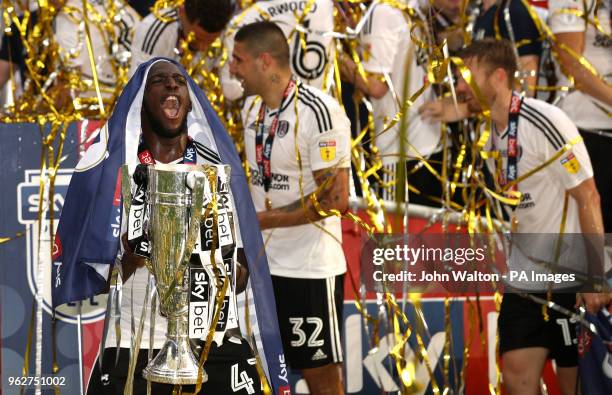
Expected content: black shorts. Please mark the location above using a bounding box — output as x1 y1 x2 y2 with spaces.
499 293 578 367
272 274 344 369
87 338 262 394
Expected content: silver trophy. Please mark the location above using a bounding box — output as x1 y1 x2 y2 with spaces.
124 163 214 384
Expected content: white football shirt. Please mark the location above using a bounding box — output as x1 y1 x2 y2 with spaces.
54 0 139 94
548 0 612 130
242 81 350 278
128 8 181 76
359 1 441 165
484 97 594 290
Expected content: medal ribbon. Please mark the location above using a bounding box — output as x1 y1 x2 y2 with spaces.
136 135 198 166
500 92 523 193
255 78 295 192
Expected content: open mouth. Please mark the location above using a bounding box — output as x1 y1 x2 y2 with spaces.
161 95 180 119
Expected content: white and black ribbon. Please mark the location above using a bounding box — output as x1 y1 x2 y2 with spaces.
188 165 238 342
126 164 151 259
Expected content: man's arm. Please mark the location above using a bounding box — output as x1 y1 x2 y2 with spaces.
567 178 611 312
256 167 349 230
568 177 603 235
519 54 539 97
339 54 388 99
554 31 612 107
418 96 470 123
235 248 249 293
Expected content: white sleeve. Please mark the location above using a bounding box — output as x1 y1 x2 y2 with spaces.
538 106 593 189
548 0 586 34
308 100 351 171
240 96 258 129
128 21 151 77
54 11 84 68
220 7 260 101
220 26 244 101
360 4 404 74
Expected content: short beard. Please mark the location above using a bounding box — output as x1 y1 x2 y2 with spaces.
142 101 188 138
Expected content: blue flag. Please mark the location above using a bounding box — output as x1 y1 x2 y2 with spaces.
52 57 291 394
579 308 612 394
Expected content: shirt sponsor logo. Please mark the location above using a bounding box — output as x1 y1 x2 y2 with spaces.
560 152 580 174
517 192 535 210
250 169 290 191
319 140 336 162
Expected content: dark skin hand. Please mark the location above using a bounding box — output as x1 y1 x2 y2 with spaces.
119 232 146 281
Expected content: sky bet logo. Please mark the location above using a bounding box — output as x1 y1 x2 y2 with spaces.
189 267 210 339
185 145 196 163
17 169 107 324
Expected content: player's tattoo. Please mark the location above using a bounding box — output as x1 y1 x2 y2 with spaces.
276 170 342 213
278 199 306 213
271 73 280 83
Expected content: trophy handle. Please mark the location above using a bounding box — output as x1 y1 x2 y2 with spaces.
121 164 132 214
182 169 207 266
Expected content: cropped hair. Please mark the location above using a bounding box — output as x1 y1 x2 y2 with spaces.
234 21 290 67
458 38 518 89
185 0 233 33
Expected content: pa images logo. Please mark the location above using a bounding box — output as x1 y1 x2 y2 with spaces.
17 169 107 324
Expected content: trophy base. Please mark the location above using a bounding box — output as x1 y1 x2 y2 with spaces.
142 337 207 385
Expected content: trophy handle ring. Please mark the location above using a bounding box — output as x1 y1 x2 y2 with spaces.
183 169 208 265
